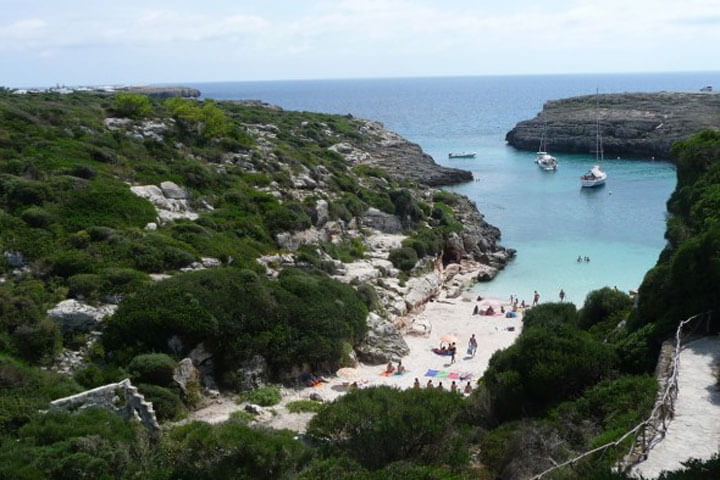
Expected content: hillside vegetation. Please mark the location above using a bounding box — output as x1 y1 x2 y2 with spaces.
1 89 718 478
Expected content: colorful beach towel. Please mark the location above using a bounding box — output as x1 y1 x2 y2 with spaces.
448 372 459 379
435 371 449 378
379 370 394 377
424 369 439 377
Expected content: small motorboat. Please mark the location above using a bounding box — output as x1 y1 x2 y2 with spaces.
448 152 476 159
580 165 607 187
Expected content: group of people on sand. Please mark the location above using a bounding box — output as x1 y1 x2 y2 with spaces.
385 359 406 375
414 377 473 395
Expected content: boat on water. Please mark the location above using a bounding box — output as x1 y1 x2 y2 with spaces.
581 165 607 187
536 125 558 171
448 152 476 159
581 90 608 188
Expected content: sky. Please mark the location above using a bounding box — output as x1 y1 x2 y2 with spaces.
2 0 720 87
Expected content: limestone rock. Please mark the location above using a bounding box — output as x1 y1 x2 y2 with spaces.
173 358 200 395
48 299 118 332
355 313 409 365
313 199 329 227
506 92 720 158
103 117 132 130
275 227 328 251
361 208 402 234
404 271 442 312
160 180 189 200
130 184 198 222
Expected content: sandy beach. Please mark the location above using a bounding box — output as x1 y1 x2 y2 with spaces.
187 271 523 430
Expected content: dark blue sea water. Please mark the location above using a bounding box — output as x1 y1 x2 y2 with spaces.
184 72 720 305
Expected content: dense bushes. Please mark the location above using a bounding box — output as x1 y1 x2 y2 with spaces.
128 353 177 386
388 247 418 272
308 386 470 470
104 268 368 377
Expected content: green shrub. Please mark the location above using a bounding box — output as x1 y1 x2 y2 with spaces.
163 421 306 479
579 287 633 330
238 386 282 406
308 386 470 470
138 383 186 421
128 353 177 386
20 206 54 228
112 92 152 119
388 247 418 272
286 399 323 413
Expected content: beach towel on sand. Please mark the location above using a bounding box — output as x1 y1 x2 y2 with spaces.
425 369 439 377
432 348 452 356
379 370 394 377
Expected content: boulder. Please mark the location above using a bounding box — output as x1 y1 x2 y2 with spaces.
309 392 323 402
47 299 117 332
173 358 200 395
355 313 409 365
159 181 189 200
361 208 402 234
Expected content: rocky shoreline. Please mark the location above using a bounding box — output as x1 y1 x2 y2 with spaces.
506 92 720 159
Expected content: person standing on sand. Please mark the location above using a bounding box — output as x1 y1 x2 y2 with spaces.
413 378 420 389
437 382 444 391
559 289 565 302
464 381 472 395
468 334 478 357
449 343 457 364
450 381 457 393
533 290 540 306
427 379 434 389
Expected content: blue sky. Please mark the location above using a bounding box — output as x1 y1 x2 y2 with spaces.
2 0 720 87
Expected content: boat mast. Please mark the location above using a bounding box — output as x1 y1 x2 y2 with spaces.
595 88 603 163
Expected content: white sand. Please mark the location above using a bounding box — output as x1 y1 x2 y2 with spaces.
632 336 720 478
187 285 523 430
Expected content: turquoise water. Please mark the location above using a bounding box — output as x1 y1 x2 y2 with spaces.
181 73 720 305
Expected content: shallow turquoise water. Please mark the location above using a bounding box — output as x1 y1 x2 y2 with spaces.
184 73 712 305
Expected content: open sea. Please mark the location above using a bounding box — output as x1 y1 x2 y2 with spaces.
183 72 720 305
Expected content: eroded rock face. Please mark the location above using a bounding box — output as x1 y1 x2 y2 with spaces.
189 343 219 395
404 271 443 312
130 184 198 223
361 208 402 234
506 92 720 158
160 181 189 200
355 313 410 364
231 355 269 392
47 299 117 332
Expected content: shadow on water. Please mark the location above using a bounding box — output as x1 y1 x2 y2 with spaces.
579 183 607 195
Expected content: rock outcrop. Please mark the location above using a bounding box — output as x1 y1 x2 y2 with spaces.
330 120 473 186
130 183 198 223
506 92 720 159
47 299 117 332
355 313 410 364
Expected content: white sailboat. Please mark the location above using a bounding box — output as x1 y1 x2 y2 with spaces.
536 125 558 171
580 91 607 188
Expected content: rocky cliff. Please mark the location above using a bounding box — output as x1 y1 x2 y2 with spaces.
506 92 720 159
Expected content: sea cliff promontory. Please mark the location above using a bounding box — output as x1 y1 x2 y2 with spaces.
506 92 720 158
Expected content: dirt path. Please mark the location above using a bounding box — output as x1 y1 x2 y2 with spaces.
633 336 720 478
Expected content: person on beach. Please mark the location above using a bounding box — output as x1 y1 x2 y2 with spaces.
559 289 566 302
468 334 478 357
450 343 457 364
464 382 472 395
396 361 406 374
520 299 526 308
437 382 444 391
426 379 434 389
451 381 458 393
413 378 420 389
473 304 479 315
385 361 395 374
533 290 540 306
